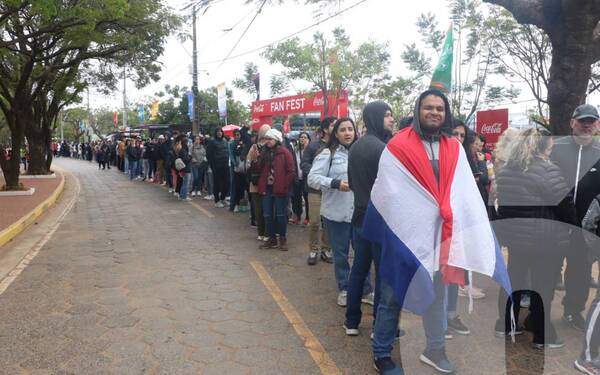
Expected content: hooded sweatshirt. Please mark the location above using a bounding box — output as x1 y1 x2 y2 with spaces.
410 89 454 182
247 125 271 193
348 101 392 227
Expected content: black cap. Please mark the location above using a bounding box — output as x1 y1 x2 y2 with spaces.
572 104 599 120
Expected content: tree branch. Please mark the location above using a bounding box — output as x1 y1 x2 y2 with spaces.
483 0 546 29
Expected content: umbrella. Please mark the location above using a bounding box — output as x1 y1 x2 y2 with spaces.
221 124 240 137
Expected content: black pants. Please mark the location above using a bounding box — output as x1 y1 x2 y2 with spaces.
563 232 592 315
498 249 562 343
291 179 309 220
212 166 229 203
229 171 247 210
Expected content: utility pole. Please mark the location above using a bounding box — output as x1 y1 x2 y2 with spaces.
192 5 199 136
60 110 64 143
123 67 128 131
87 88 92 142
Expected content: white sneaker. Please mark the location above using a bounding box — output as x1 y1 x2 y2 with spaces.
149 178 154 182
343 324 359 336
174 192 179 198
361 292 375 306
204 195 213 201
257 236 264 241
168 188 173 193
183 197 192 201
337 291 347 307
215 201 226 208
191 191 196 197
233 206 240 213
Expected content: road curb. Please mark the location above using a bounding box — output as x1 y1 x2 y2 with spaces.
0 172 65 248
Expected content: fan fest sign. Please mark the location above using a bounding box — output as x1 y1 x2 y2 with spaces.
476 109 509 150
251 91 348 130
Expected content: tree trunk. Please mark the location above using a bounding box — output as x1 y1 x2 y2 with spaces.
0 135 23 190
547 46 592 135
26 137 50 175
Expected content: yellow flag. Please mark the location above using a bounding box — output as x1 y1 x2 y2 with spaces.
150 100 159 120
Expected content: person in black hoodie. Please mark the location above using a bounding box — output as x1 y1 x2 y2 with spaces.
550 104 600 331
207 128 230 207
345 101 393 338
371 90 455 375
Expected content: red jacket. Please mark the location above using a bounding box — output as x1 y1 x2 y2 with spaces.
256 145 295 197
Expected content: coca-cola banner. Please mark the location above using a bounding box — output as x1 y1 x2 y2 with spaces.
251 90 348 130
476 109 509 150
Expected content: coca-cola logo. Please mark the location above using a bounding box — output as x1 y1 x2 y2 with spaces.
253 104 265 113
480 122 503 134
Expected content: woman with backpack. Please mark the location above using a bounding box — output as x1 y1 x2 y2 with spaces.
308 118 372 307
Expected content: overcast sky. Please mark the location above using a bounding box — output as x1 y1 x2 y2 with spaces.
88 0 597 122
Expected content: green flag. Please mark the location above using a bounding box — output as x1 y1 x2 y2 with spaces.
430 27 453 94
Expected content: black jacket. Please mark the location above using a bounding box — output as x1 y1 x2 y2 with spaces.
207 137 229 169
158 142 170 162
300 139 326 193
348 101 392 227
177 148 192 173
494 157 577 254
126 145 141 161
551 136 600 223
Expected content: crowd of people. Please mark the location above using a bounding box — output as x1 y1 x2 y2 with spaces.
79 90 600 375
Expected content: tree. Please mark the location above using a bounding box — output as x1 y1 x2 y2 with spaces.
403 1 520 124
484 0 600 135
232 62 259 99
62 108 88 143
263 27 389 117
0 1 179 189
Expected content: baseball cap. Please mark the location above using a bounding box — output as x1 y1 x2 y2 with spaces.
572 104 599 120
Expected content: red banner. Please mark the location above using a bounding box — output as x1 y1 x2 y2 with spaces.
476 109 509 150
251 90 348 130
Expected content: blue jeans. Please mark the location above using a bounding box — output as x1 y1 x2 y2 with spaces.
262 186 288 239
373 272 447 359
346 224 379 328
191 165 205 192
180 173 191 199
205 168 213 195
124 156 129 173
447 283 458 319
324 218 372 293
129 160 139 180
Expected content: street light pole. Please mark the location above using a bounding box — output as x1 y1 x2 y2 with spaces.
192 5 199 136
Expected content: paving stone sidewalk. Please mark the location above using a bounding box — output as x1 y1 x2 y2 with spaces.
0 158 591 374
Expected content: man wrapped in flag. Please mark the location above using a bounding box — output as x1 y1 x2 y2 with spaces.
366 89 511 375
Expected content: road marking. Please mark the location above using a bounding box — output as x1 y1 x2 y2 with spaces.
250 261 341 375
0 170 80 297
189 201 215 218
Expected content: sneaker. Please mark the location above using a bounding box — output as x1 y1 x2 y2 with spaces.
191 191 196 197
215 201 226 208
361 292 375 306
531 337 564 349
203 194 213 200
564 313 586 331
183 197 192 201
307 251 318 266
320 249 333 264
370 329 404 341
259 238 278 249
174 192 179 198
458 286 485 299
303 219 310 226
343 324 359 336
494 320 525 337
257 236 264 241
447 316 470 335
337 291 347 307
149 178 154 182
445 331 453 340
374 357 404 375
168 188 173 193
575 358 600 375
420 349 455 374
233 206 240 213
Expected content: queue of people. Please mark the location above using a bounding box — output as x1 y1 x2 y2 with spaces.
82 92 600 375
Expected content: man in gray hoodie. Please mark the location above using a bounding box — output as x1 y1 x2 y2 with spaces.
371 89 455 375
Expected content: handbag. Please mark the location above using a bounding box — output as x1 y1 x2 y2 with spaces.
174 158 185 171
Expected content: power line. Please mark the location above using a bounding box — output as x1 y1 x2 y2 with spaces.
198 0 369 65
217 0 268 68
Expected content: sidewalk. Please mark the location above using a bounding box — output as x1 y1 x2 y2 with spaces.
0 168 64 246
